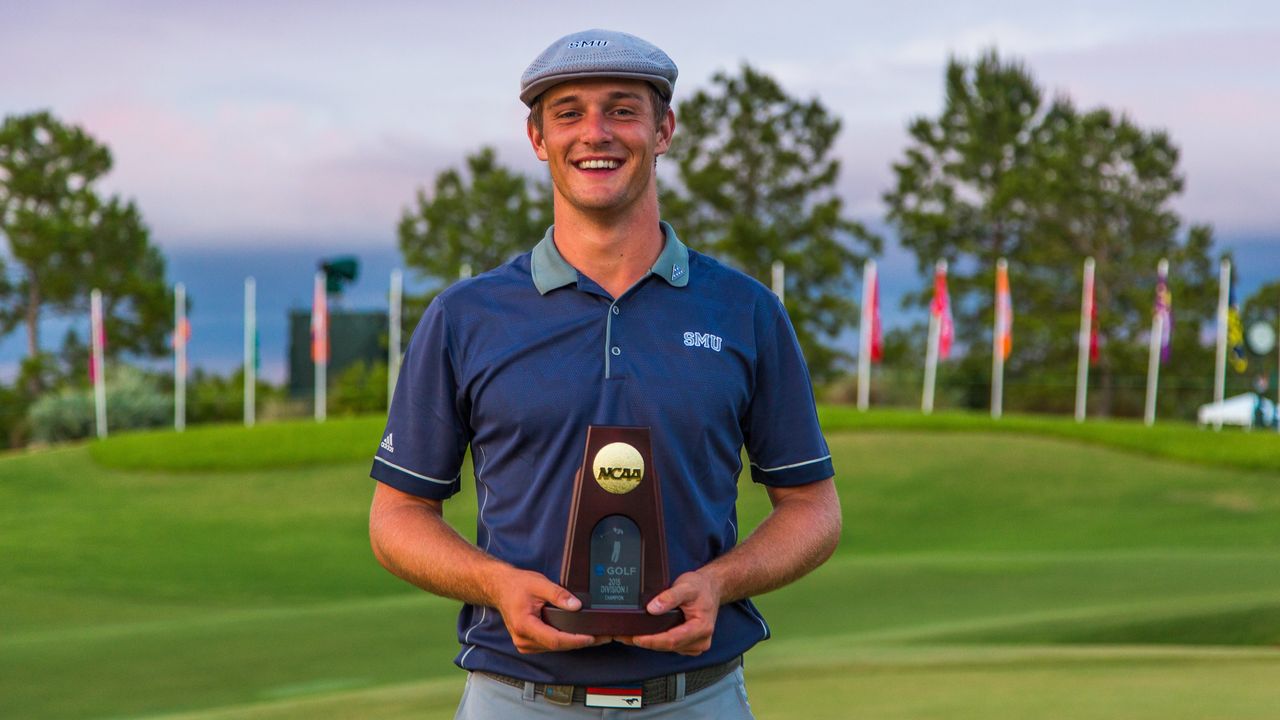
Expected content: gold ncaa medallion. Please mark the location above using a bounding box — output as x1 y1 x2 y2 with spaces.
592 442 644 494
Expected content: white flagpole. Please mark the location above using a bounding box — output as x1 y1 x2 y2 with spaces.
771 260 785 306
175 282 186 432
314 271 327 423
388 268 403 408
858 259 876 412
1074 258 1095 423
1212 259 1230 429
991 258 1007 420
91 289 108 439
244 277 256 428
1144 259 1168 427
922 260 944 415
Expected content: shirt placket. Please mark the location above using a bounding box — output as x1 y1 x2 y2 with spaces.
604 298 623 379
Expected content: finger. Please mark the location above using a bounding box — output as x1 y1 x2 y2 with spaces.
646 584 694 614
513 618 596 654
525 576 582 612
627 620 694 651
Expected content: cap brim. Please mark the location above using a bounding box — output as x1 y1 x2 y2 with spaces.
521 71 673 107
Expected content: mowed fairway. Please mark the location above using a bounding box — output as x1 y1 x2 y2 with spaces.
2 422 1279 719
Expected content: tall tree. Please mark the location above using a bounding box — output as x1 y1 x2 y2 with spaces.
885 50 1218 416
399 146 551 305
82 197 174 358
0 111 173 393
0 111 110 359
661 65 881 382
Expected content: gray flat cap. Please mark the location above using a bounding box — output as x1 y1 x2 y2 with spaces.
520 29 677 107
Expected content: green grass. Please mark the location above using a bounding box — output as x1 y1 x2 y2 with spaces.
820 405 1280 472
4 423 1280 718
87 416 387 471
88 406 1280 474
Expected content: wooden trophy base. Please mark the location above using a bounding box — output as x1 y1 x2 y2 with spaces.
542 605 684 636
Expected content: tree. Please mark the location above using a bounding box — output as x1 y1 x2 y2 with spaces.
884 50 1219 416
661 65 881 382
398 146 551 312
0 111 174 393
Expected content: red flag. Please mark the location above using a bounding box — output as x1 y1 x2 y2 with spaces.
931 263 954 360
995 262 1013 360
1085 271 1099 365
311 275 329 364
870 271 883 363
1089 299 1099 364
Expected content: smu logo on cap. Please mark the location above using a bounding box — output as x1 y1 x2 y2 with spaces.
567 39 609 49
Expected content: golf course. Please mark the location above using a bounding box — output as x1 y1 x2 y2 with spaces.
2 411 1278 719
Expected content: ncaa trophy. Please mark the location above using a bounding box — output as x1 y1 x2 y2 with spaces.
541 426 684 635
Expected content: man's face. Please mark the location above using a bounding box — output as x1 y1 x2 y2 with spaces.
527 79 675 217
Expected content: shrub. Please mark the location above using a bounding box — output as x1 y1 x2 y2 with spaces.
27 365 171 442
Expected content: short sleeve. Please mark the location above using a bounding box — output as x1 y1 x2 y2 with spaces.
369 296 469 498
742 295 834 486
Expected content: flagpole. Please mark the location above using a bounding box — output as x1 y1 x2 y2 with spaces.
314 270 327 423
858 259 876 412
1144 259 1168 427
175 282 186 432
1213 259 1230 428
1074 258 1095 423
922 260 944 415
91 289 108 439
388 268 402 409
991 258 1008 420
244 277 256 428
771 260 785 306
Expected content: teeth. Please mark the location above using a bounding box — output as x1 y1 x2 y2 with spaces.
577 159 619 170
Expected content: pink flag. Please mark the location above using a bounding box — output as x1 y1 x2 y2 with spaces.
311 275 329 364
931 263 954 360
870 271 883 363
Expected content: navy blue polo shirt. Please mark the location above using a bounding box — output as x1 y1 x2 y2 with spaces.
370 222 833 685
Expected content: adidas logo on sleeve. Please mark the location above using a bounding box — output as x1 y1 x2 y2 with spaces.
380 433 395 453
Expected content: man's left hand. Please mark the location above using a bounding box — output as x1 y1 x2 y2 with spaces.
619 570 721 656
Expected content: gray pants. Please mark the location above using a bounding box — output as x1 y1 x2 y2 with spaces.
454 667 755 719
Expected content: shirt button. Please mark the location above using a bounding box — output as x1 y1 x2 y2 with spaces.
611 346 621 356
612 306 620 315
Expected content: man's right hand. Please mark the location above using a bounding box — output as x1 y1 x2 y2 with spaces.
490 567 605 653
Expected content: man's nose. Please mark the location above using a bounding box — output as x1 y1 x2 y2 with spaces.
579 109 612 144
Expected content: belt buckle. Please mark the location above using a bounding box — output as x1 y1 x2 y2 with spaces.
586 685 643 709
543 684 574 706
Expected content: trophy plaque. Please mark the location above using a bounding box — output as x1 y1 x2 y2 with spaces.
541 426 684 636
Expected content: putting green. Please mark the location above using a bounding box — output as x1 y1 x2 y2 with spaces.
2 426 1278 718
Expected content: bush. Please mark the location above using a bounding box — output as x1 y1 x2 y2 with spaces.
27 365 171 442
330 361 389 416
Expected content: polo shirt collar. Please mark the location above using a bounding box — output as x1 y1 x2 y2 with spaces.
531 222 691 295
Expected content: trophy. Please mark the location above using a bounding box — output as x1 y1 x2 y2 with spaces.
541 426 684 636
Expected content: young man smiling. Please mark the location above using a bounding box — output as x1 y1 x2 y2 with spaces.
369 29 841 718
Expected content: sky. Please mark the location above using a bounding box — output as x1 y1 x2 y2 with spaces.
1 1 1278 381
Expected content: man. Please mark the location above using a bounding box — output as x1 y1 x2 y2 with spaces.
369 29 841 717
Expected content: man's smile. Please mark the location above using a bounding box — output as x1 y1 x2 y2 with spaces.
574 158 623 171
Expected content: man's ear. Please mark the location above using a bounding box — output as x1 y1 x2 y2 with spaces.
654 107 676 157
527 119 549 162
